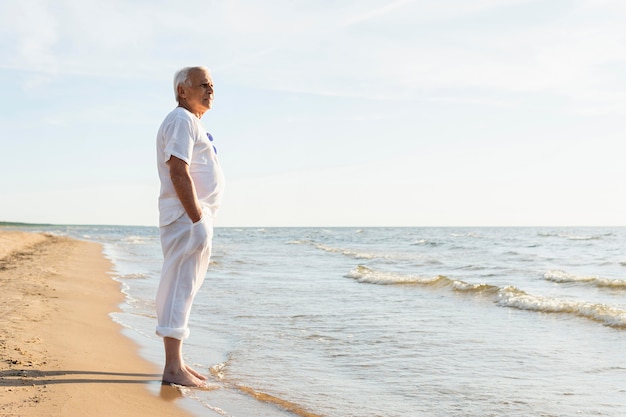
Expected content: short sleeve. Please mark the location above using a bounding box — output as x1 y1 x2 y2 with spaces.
162 115 195 165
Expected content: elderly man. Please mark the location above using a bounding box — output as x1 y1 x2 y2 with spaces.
155 66 225 387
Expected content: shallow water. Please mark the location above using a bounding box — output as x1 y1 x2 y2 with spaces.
9 225 626 416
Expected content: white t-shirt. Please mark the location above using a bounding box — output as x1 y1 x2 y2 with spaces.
157 107 225 227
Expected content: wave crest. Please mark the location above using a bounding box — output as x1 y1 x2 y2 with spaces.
345 266 499 295
346 266 626 328
316 244 378 260
537 232 612 241
345 265 441 285
544 270 626 288
496 286 626 328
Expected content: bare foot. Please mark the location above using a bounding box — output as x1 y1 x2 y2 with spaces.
186 365 208 381
163 366 206 387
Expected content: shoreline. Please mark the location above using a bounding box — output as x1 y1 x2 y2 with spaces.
0 230 195 416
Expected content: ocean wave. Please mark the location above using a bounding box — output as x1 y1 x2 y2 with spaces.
537 232 613 241
121 235 156 244
314 244 380 260
309 241 423 262
346 266 626 328
237 386 323 417
496 286 626 328
345 266 499 295
410 239 441 247
345 265 441 285
119 272 149 280
450 232 480 238
287 240 305 245
206 360 323 417
544 270 626 288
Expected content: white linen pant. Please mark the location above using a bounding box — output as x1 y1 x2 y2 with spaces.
156 213 213 340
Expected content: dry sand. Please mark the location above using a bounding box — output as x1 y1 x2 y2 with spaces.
0 230 194 417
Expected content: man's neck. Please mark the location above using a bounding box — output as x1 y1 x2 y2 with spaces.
177 103 203 119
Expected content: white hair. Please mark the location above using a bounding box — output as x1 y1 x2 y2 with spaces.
173 66 210 101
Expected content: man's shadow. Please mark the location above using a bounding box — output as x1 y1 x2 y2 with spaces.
0 369 161 385
0 369 184 401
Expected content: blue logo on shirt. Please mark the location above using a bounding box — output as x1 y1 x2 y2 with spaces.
207 133 217 155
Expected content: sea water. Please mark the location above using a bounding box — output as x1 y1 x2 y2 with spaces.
6 225 626 416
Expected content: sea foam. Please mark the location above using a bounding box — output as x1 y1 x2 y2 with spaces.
544 270 626 288
346 266 626 328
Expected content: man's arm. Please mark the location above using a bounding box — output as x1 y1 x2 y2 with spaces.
168 156 203 223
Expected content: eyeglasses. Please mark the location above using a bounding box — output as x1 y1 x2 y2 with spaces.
207 132 217 155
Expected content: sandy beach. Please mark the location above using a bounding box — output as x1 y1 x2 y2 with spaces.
0 230 194 417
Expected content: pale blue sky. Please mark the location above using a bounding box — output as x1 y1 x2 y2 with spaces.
1 0 625 227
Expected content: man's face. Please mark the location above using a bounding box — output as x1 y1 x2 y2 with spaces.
180 69 214 115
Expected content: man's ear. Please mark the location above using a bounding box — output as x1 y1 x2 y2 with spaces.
177 85 186 99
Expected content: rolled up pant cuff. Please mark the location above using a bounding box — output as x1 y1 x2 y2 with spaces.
156 326 190 340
